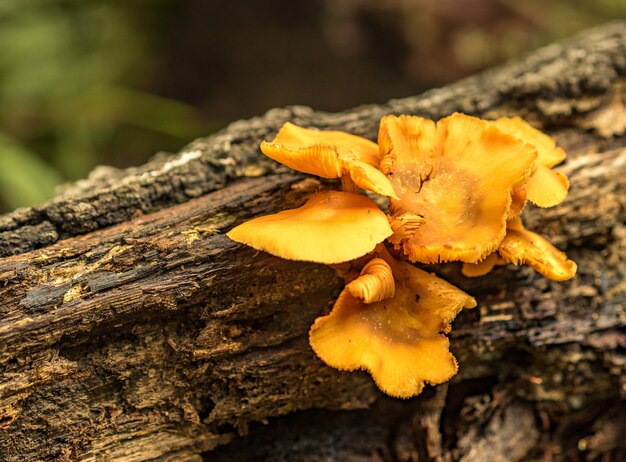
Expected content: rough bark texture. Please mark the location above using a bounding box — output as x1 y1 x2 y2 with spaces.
1 22 626 462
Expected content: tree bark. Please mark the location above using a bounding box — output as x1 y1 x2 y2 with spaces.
1 22 626 462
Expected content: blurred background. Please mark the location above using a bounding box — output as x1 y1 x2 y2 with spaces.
1 0 625 213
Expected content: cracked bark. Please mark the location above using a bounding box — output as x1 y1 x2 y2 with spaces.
1 22 626 462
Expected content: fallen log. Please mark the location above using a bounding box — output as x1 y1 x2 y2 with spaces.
1 21 625 462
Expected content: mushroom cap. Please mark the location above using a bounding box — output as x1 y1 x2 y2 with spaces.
523 166 569 208
492 116 569 208
310 254 476 398
380 113 538 264
498 218 577 281
492 116 566 168
261 122 397 198
269 121 382 167
227 191 393 264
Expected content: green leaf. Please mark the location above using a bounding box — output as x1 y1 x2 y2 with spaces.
0 132 64 210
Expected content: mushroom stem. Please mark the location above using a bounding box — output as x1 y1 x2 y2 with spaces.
341 174 359 194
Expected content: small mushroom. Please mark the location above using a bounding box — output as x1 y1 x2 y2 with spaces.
379 113 538 264
309 249 476 398
498 217 577 281
346 257 395 303
492 116 569 208
261 122 397 197
227 191 393 264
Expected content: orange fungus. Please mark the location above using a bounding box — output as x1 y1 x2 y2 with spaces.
310 251 476 398
379 113 538 264
227 191 393 264
261 122 397 197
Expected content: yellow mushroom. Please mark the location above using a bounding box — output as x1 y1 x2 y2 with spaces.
379 113 538 264
261 122 397 198
310 249 476 398
227 191 393 264
498 217 577 281
227 113 576 399
346 257 395 303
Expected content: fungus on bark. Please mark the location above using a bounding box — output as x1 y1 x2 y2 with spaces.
461 218 576 281
492 116 569 208
227 114 576 398
498 217 577 281
260 122 397 197
379 113 538 264
309 249 476 398
227 191 392 264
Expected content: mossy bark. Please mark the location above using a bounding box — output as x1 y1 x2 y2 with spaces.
1 22 626 462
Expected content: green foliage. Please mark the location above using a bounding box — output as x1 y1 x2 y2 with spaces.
0 0 208 211
0 133 63 209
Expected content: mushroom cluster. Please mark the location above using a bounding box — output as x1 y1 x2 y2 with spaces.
227 113 576 398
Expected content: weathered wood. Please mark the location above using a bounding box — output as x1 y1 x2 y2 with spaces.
1 22 626 462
